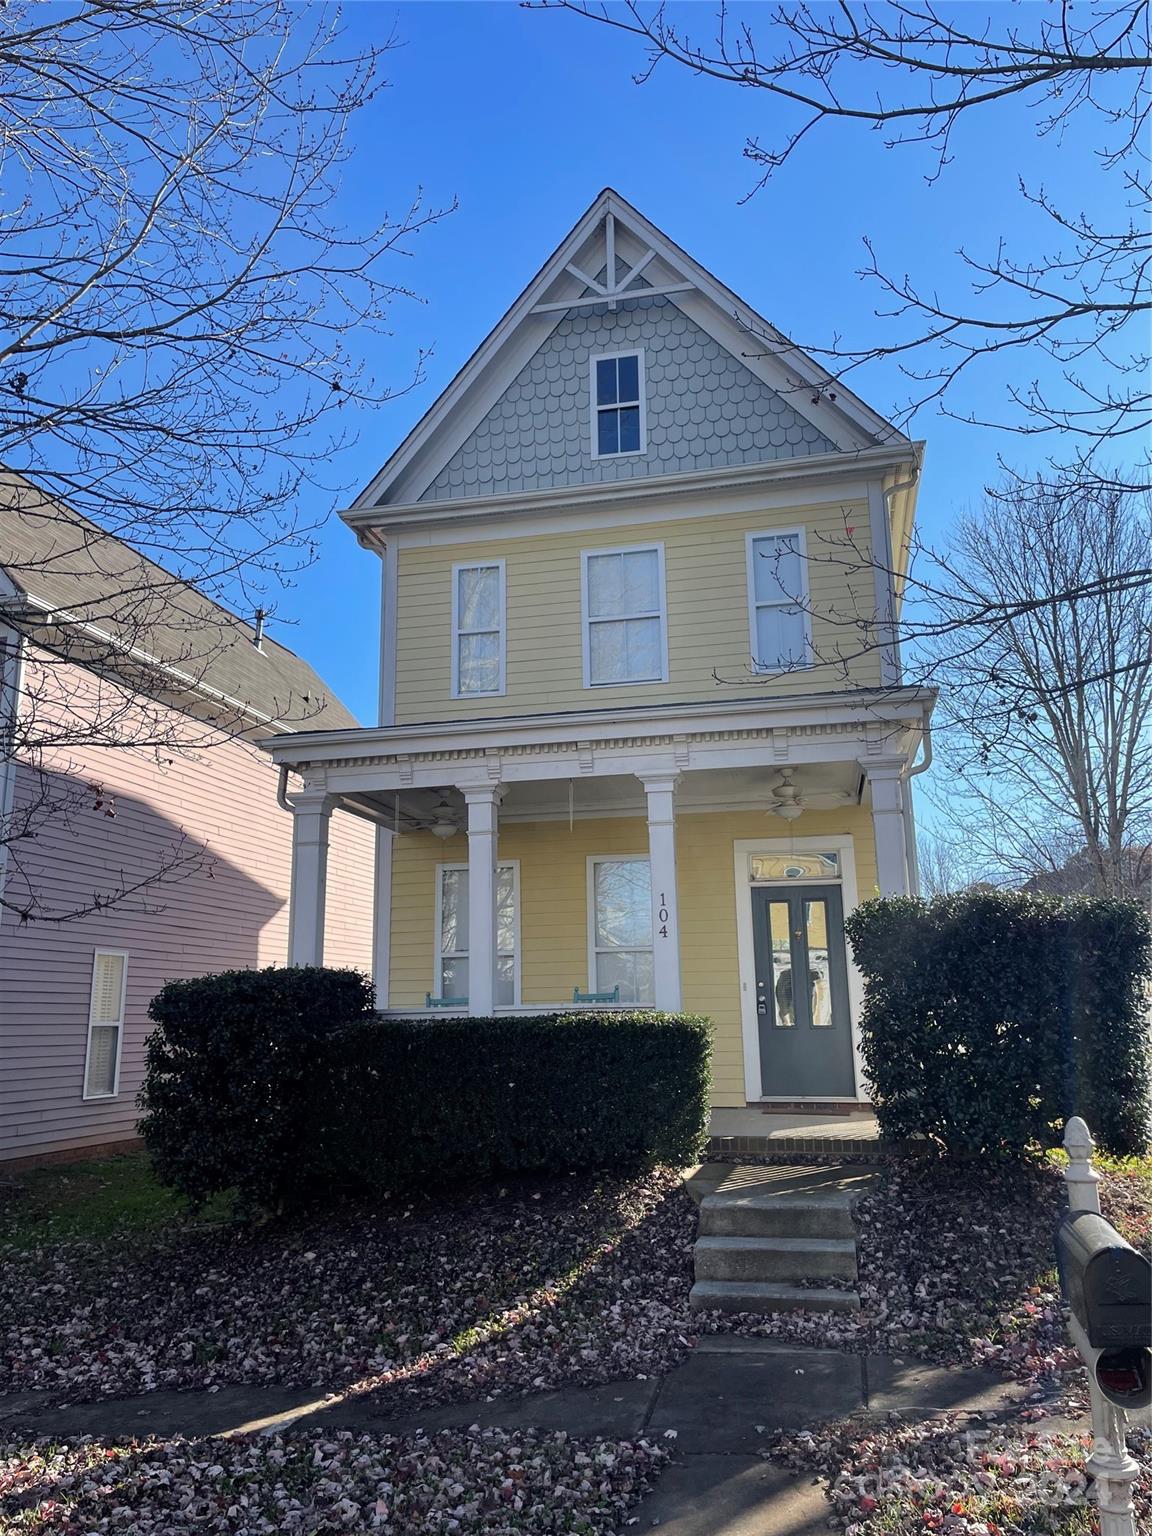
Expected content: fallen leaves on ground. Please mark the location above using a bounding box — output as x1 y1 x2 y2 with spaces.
770 1410 1150 1534
698 1156 1151 1391
0 1424 668 1533
3 1154 1148 1417
0 1169 696 1409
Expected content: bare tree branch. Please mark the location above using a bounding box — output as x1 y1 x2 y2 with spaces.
0 1 446 920
541 1 1150 485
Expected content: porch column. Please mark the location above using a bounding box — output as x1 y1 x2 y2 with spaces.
288 789 332 967
861 757 910 897
371 825 394 1009
463 785 504 1016
638 772 682 1011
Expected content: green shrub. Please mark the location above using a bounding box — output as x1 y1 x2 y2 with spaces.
845 891 1152 1157
311 1011 712 1194
138 966 375 1210
139 967 712 1209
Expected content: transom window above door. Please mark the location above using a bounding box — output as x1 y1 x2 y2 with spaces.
591 351 645 457
749 852 841 882
582 545 667 687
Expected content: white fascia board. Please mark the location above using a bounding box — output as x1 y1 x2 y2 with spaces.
318 728 920 795
351 192 613 511
351 188 908 515
602 192 905 449
259 685 937 766
343 443 919 545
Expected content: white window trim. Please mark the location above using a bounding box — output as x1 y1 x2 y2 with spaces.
82 948 128 1101
589 348 647 460
580 542 669 689
434 860 520 1005
745 528 814 674
450 559 506 699
586 854 654 1004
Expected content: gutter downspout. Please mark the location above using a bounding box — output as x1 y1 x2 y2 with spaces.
902 712 933 895
0 625 26 908
276 764 395 830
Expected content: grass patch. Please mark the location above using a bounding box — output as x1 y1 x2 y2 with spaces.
0 1148 232 1249
1048 1147 1152 1251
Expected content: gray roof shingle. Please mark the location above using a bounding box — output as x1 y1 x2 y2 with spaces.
0 477 358 733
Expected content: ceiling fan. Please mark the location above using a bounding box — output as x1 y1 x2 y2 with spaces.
766 768 856 819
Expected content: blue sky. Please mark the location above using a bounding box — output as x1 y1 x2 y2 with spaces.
276 1 1110 723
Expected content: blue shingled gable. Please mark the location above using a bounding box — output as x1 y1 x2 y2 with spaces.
418 295 837 503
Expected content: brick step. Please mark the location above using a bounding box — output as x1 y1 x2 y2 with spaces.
698 1191 858 1240
689 1279 861 1314
694 1234 858 1284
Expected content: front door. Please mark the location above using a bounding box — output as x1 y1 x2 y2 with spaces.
752 885 855 1098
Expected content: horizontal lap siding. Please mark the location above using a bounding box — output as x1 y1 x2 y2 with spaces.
395 500 879 725
0 656 375 1162
388 806 878 1107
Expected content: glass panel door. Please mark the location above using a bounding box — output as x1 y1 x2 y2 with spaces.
752 884 855 1097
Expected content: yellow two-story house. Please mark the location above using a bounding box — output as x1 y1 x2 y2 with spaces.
265 190 933 1114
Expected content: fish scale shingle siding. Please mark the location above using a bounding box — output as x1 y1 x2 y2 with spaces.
419 296 836 502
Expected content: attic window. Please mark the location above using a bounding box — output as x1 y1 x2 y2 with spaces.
591 351 645 458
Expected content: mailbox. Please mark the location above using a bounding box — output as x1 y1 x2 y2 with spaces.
1057 1209 1152 1411
1056 1211 1152 1349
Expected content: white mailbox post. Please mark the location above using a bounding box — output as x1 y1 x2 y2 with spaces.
1059 1117 1147 1536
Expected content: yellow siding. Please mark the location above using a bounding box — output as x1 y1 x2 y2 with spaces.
389 806 879 1106
395 500 878 724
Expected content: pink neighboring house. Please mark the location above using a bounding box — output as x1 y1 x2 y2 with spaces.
0 490 375 1164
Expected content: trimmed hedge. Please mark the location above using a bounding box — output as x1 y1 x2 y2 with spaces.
139 966 376 1210
139 967 712 1209
845 890 1152 1157
314 1012 712 1193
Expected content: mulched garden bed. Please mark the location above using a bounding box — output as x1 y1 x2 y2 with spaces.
0 1168 697 1408
0 1425 669 1534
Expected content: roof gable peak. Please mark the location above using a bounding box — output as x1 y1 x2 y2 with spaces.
353 191 909 513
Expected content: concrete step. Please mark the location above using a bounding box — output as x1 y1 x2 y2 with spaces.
698 1191 858 1239
695 1235 858 1285
689 1279 861 1314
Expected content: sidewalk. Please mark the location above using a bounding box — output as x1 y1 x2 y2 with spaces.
1 1338 1029 1535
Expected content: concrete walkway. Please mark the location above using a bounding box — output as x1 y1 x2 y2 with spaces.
0 1339 1029 1535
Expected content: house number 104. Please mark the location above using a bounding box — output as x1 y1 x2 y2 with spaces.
658 892 670 939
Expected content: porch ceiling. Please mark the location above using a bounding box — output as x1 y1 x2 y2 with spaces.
342 762 863 835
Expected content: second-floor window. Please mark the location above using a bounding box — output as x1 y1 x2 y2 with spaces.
746 530 812 672
582 544 668 687
452 560 505 697
592 350 645 457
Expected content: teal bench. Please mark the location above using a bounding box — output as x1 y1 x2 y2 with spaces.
572 985 621 1004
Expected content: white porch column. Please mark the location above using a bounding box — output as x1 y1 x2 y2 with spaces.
463 785 504 1016
288 789 332 967
372 825 394 1009
638 772 682 1011
861 757 910 897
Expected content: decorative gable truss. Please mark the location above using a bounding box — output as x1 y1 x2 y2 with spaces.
534 207 695 315
348 189 911 517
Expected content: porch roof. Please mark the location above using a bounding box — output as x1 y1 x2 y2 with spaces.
260 685 935 777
